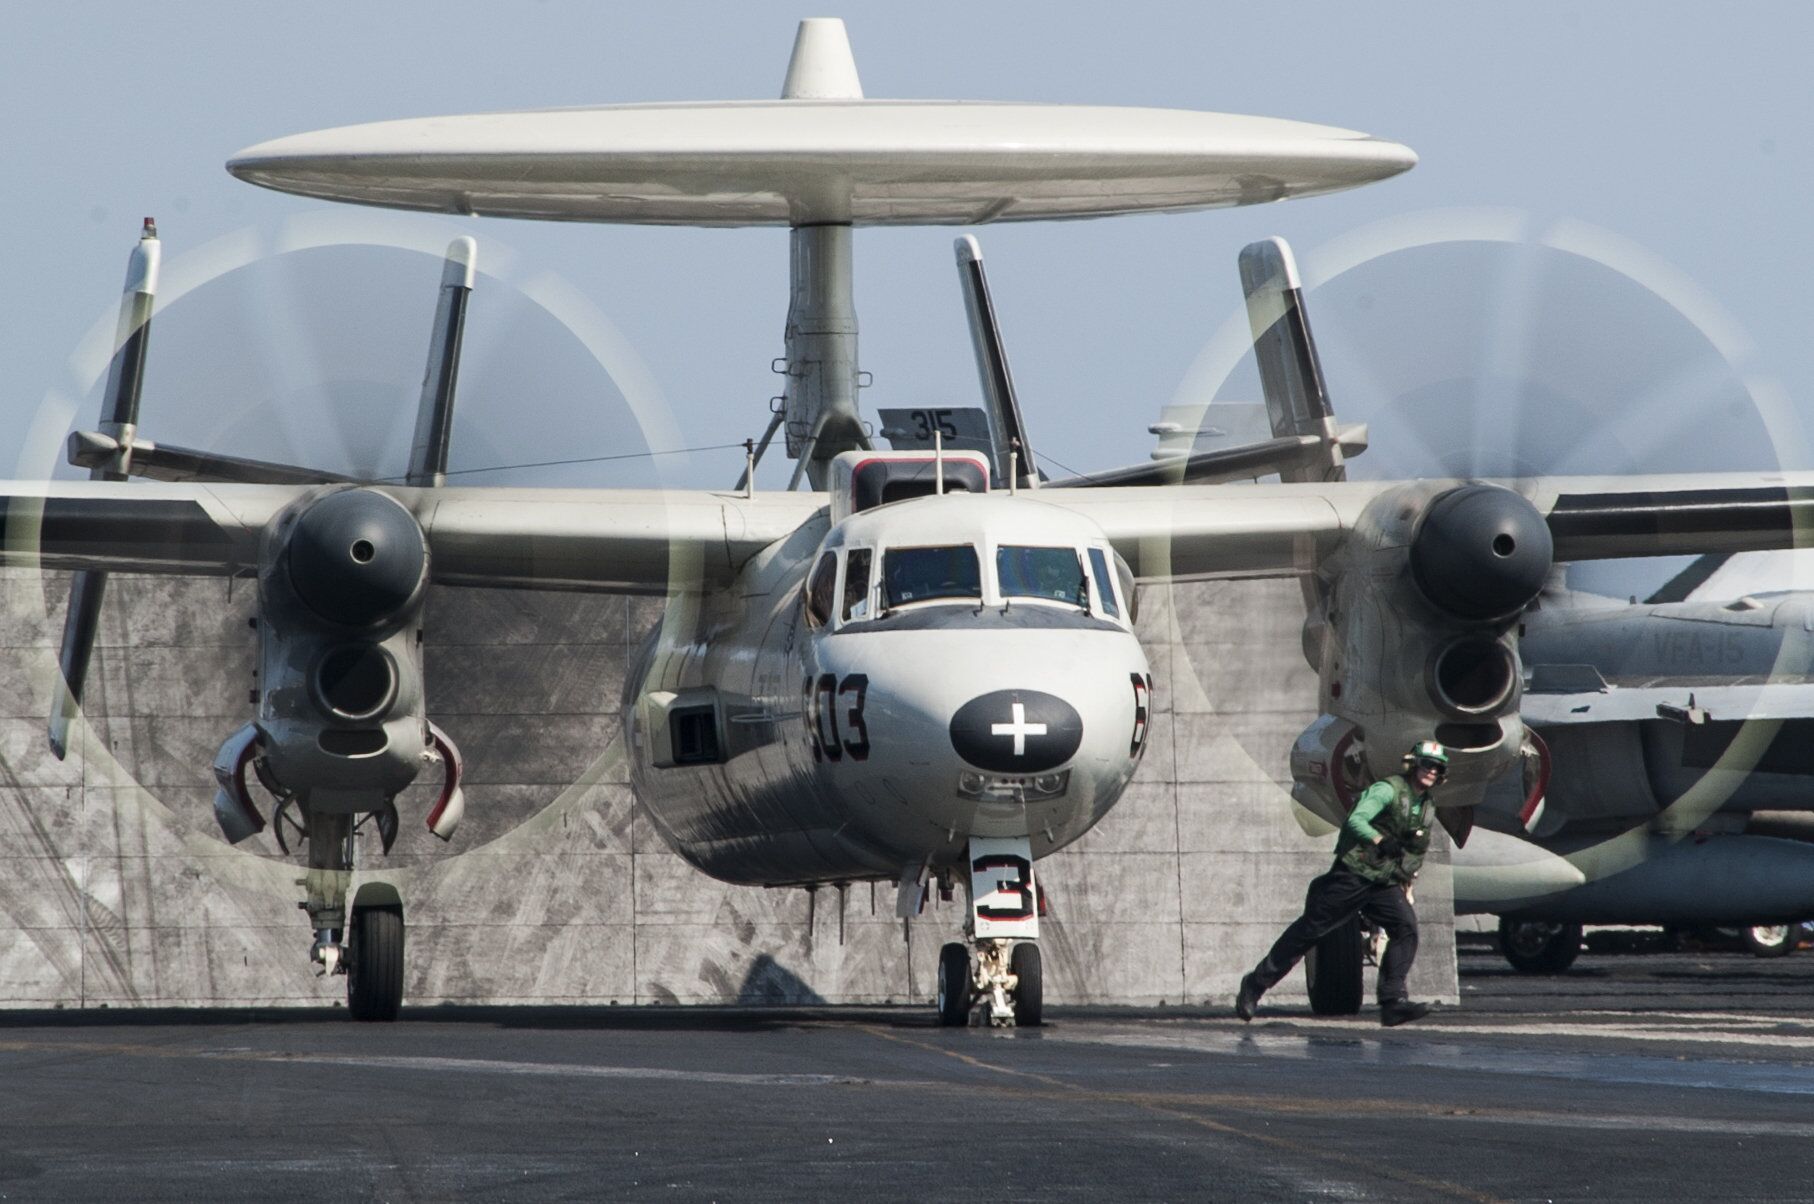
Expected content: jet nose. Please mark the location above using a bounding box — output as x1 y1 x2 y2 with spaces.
949 690 1084 772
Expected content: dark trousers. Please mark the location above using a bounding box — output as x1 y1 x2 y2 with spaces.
1248 867 1419 1004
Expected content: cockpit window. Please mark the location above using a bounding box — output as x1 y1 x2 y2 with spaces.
842 548 873 621
883 545 981 607
805 552 836 627
998 546 1087 607
1087 547 1121 619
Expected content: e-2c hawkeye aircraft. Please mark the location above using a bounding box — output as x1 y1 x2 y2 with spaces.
23 20 1814 1023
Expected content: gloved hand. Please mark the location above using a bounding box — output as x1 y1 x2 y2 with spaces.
1373 835 1404 859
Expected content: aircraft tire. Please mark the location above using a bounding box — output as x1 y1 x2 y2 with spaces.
1743 924 1796 958
1306 916 1364 1015
347 905 405 1022
1498 917 1582 974
936 942 971 1026
1010 942 1043 1028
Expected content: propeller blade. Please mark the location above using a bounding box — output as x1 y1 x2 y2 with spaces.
1238 236 1346 483
49 572 106 760
954 236 1038 489
51 218 161 759
408 237 476 487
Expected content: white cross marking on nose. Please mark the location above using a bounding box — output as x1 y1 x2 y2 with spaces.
992 702 1047 756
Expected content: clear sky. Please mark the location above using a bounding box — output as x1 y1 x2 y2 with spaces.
4 0 1811 581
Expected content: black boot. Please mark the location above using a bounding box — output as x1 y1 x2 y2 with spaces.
1379 999 1432 1027
1235 973 1262 1022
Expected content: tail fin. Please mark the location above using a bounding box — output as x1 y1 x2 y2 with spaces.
1238 237 1358 483
954 236 1038 488
406 237 476 487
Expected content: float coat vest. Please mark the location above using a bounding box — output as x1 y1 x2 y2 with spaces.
1334 774 1432 886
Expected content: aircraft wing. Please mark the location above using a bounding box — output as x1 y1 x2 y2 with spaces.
1040 473 1814 581
420 487 824 591
1531 476 1814 561
4 471 1811 591
1037 482 1349 579
0 481 279 576
0 480 825 592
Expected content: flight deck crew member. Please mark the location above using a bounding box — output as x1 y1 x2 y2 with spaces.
1235 740 1448 1027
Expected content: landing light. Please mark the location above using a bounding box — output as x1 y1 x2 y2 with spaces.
957 770 1070 803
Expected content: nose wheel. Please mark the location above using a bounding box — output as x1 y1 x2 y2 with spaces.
1008 941 1042 1026
937 942 972 1025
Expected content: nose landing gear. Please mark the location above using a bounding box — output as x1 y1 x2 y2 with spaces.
937 939 1043 1027
935 837 1045 1027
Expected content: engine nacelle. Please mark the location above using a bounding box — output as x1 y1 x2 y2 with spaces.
252 486 431 812
1295 482 1553 813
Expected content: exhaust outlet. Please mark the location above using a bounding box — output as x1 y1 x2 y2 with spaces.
1427 637 1517 717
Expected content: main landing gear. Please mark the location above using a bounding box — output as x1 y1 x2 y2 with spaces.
212 724 464 1021
1305 914 1366 1015
1498 917 1583 974
1742 923 1799 958
934 837 1044 1028
296 807 408 1021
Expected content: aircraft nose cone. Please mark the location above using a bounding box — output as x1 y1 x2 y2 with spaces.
949 690 1084 772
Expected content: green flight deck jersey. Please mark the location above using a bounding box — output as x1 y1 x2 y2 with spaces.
1334 774 1433 886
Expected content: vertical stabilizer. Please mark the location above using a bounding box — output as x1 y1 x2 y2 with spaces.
781 18 863 99
954 236 1038 488
1238 236 1346 654
1239 236 1345 484
407 236 476 488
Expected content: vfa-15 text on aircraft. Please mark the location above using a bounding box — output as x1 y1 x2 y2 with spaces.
21 19 1814 1023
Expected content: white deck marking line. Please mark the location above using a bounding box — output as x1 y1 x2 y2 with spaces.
1041 1025 1814 1099
1252 1020 1814 1049
289 1052 914 1087
1429 1112 1814 1138
0 1039 928 1089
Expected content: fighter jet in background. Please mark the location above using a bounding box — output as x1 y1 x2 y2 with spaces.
1439 553 1814 971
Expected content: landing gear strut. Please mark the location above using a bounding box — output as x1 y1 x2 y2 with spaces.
302 811 354 979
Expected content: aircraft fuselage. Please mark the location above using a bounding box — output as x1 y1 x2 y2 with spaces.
625 492 1152 886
